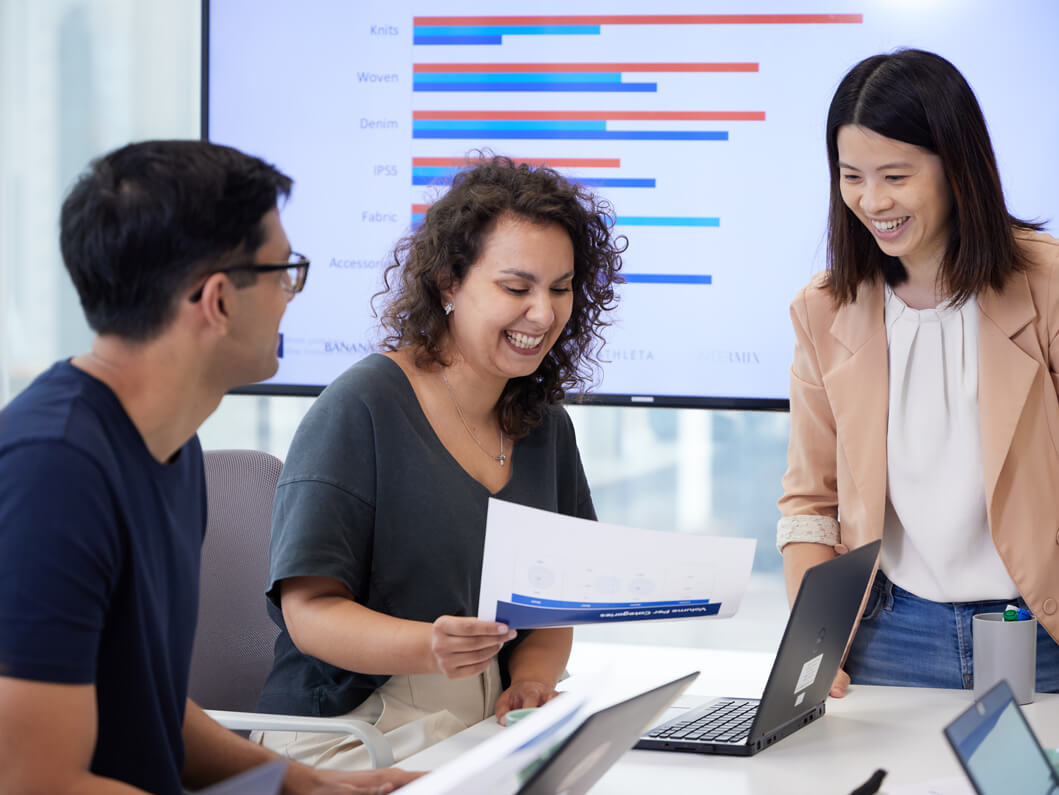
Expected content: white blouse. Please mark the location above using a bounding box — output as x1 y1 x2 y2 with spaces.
881 287 1017 602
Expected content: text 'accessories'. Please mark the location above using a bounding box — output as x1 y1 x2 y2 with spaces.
440 368 506 466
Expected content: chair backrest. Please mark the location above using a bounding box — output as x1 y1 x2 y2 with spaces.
188 449 283 713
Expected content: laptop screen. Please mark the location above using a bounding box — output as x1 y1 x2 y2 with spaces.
945 681 1059 795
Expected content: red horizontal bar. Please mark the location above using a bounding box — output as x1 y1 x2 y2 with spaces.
414 62 757 73
413 157 622 167
413 110 765 121
415 14 862 25
412 204 430 213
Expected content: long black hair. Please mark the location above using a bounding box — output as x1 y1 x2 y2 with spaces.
824 49 1042 305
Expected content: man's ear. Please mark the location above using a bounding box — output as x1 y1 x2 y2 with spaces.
194 273 233 333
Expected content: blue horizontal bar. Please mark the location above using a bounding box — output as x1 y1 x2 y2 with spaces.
413 25 601 36
413 120 606 131
496 599 721 629
414 35 501 45
616 216 720 227
413 129 729 141
412 175 655 188
414 72 620 84
576 177 655 188
414 81 655 92
623 273 713 284
511 593 711 609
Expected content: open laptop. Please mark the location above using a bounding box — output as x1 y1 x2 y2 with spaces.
636 539 880 756
944 679 1059 794
517 671 698 794
397 670 698 795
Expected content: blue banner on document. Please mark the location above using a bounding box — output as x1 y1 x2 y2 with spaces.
495 596 721 629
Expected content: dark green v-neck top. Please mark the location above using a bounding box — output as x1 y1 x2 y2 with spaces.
258 353 595 716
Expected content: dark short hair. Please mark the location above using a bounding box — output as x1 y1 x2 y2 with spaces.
60 139 292 340
824 49 1043 305
375 155 626 438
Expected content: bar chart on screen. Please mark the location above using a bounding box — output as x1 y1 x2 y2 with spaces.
208 2 1059 400
403 10 861 399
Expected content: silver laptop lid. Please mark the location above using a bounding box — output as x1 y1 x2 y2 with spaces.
945 679 1059 795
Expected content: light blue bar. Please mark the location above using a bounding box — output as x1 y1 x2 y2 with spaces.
413 25 601 36
413 120 606 131
616 216 721 227
511 593 711 609
412 167 463 179
414 72 620 83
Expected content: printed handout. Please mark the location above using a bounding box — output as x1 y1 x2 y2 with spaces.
478 499 756 629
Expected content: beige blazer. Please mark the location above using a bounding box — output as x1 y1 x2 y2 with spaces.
779 231 1059 642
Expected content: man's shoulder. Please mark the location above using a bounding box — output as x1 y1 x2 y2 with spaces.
0 365 122 522
0 362 114 460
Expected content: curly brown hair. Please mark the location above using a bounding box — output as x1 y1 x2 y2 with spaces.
374 155 626 439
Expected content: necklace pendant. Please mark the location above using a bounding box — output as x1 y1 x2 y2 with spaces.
496 453 507 466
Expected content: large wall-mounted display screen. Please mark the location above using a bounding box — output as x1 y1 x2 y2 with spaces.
204 0 1058 406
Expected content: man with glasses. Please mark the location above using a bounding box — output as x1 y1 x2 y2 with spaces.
0 141 417 794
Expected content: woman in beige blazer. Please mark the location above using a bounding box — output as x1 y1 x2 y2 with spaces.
778 49 1059 698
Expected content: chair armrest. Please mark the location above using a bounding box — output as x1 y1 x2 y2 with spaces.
205 709 395 768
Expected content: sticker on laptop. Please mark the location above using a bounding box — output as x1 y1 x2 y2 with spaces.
794 653 824 694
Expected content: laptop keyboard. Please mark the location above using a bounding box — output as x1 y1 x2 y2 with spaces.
645 698 759 744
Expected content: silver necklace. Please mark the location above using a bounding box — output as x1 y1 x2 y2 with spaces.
440 368 506 467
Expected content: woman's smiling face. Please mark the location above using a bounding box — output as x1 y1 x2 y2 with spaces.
443 212 575 384
837 124 954 276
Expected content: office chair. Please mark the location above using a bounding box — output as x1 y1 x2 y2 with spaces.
189 449 393 768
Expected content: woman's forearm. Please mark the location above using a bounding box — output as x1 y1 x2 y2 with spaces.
781 542 837 607
282 581 437 675
506 628 573 688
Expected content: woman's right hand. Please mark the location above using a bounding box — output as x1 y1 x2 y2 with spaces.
830 668 850 698
430 615 517 679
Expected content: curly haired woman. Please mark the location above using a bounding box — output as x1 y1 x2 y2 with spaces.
254 156 625 768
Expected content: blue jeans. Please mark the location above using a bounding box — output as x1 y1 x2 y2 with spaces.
845 571 1059 692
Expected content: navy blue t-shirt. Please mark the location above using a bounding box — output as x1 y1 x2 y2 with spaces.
0 361 206 795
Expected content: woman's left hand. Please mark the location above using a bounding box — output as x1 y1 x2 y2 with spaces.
494 680 559 725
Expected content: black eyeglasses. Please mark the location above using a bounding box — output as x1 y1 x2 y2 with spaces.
189 252 310 302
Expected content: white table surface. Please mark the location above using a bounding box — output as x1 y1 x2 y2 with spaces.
401 642 1059 795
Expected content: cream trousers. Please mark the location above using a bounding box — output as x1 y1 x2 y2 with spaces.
252 661 502 770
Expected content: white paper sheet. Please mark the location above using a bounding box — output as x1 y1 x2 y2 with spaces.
477 499 756 629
